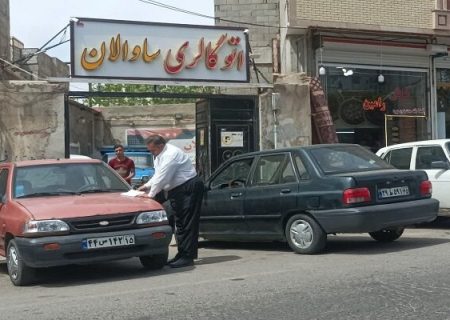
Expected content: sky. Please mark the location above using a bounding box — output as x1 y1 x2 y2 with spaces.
9 0 215 63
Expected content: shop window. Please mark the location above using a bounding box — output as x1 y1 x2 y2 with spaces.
436 69 450 138
323 66 429 149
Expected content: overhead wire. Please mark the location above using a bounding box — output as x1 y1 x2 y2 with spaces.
6 0 281 80
8 0 433 75
137 0 285 29
10 23 71 67
136 0 435 45
137 0 214 21
136 0 279 84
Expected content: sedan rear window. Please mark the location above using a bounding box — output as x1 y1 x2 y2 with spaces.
310 145 393 174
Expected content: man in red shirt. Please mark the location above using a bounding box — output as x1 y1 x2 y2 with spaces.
108 144 135 185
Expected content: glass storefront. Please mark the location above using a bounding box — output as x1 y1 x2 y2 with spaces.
321 66 429 152
436 69 450 138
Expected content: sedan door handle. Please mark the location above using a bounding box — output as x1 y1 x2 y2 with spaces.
230 192 243 198
280 188 291 194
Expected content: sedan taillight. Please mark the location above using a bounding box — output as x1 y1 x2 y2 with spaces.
343 187 371 205
420 180 432 197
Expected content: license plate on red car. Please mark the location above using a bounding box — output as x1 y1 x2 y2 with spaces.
81 234 135 250
378 186 410 199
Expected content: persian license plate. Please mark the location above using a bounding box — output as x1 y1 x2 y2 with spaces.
378 186 410 199
82 234 135 250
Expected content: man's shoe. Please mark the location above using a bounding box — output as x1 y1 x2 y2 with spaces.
166 253 181 265
168 257 194 268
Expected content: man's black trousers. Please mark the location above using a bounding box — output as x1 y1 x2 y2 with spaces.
168 176 204 259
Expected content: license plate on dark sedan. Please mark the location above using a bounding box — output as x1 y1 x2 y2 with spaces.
378 186 410 199
82 234 135 250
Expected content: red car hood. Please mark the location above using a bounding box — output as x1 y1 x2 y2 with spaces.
15 193 163 220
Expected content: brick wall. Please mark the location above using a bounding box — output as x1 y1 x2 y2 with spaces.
295 0 434 30
214 0 280 83
0 0 10 61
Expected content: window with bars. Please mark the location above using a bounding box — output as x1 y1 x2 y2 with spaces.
127 135 145 146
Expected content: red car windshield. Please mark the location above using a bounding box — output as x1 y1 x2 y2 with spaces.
13 163 129 198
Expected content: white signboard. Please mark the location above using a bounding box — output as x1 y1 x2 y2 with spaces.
221 131 244 147
71 18 249 82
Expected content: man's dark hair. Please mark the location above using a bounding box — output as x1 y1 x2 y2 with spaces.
114 144 124 150
146 135 167 146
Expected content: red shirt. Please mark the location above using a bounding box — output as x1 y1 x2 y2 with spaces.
108 157 135 184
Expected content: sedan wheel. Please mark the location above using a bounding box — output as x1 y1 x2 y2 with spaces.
285 214 326 254
7 240 35 286
369 228 404 242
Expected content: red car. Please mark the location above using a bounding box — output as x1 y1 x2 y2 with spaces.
0 158 172 286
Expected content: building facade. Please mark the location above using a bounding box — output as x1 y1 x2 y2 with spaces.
215 0 450 151
0 0 87 160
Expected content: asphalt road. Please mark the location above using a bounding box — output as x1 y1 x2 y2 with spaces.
1 219 450 320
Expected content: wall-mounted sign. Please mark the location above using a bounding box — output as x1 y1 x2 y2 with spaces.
71 18 249 82
199 129 205 147
387 87 426 116
389 107 426 116
220 131 244 147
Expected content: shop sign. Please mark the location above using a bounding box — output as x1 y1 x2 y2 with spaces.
71 18 249 82
362 97 386 112
390 107 426 116
388 87 426 116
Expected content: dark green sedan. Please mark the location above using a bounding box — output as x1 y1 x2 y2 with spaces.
199 144 439 254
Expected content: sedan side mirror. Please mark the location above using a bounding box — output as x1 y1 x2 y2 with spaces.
430 160 450 170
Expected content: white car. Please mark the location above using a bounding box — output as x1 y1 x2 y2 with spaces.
376 139 450 214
